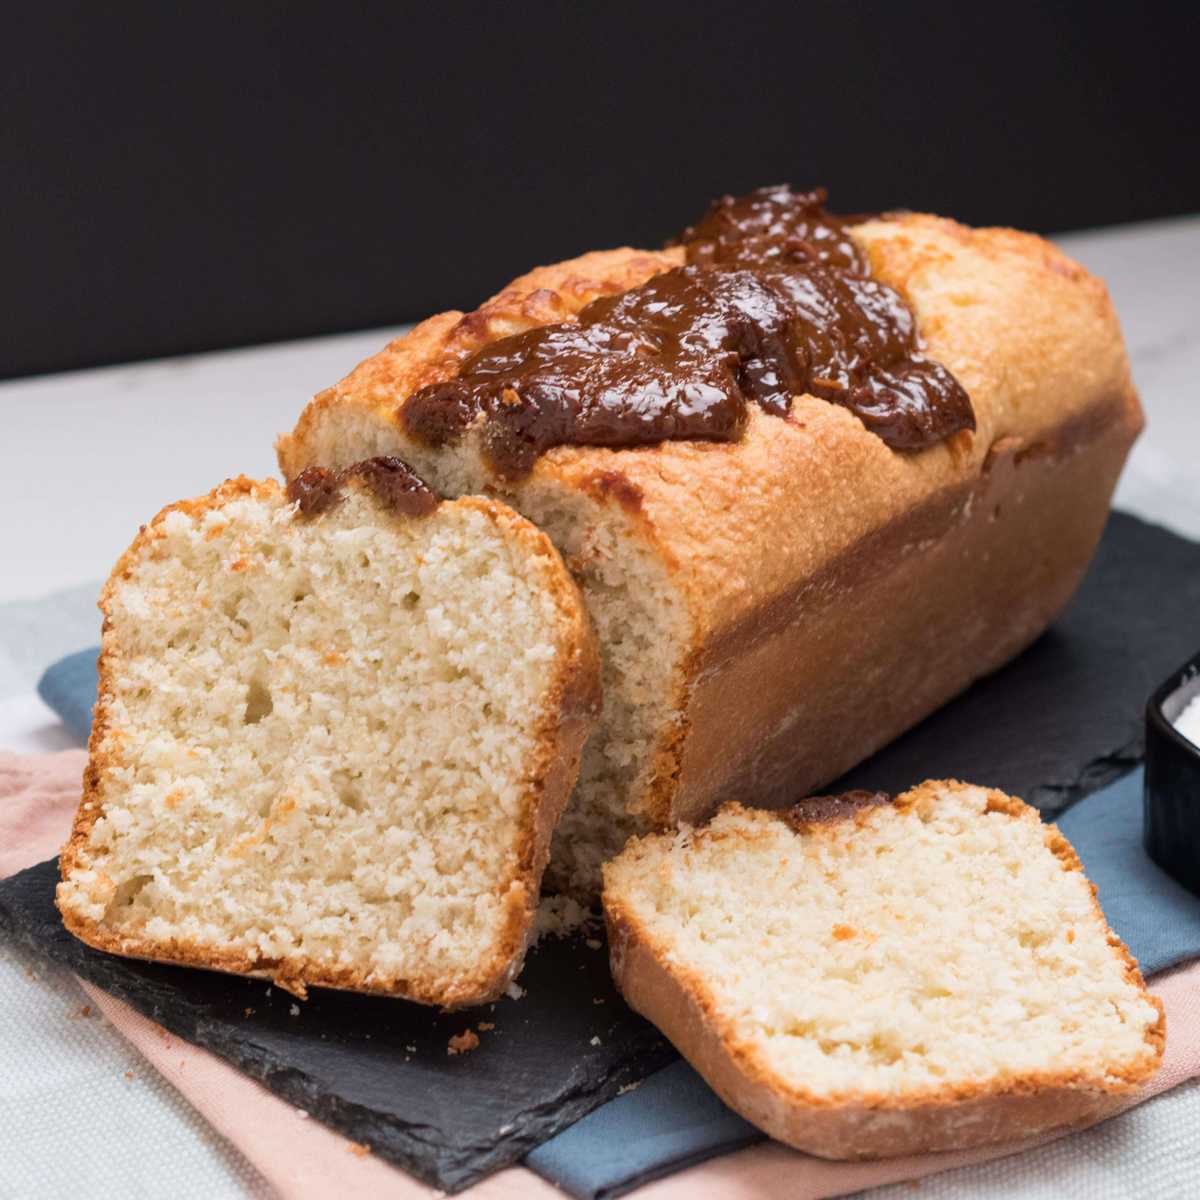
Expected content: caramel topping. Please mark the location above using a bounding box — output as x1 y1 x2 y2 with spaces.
784 790 892 833
287 456 439 519
402 187 974 478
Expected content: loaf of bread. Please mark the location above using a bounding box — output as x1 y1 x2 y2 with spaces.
56 462 600 1004
277 187 1142 895
602 782 1164 1158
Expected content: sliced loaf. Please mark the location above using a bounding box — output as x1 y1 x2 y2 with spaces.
278 208 1141 901
57 458 600 1006
603 781 1164 1157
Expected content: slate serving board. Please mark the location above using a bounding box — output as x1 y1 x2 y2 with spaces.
2 511 1199 1192
0 867 675 1192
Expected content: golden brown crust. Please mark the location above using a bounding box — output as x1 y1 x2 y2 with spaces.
603 783 1165 1158
57 477 601 1007
276 214 1143 831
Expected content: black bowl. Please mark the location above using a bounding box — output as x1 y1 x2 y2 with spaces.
1145 647 1200 896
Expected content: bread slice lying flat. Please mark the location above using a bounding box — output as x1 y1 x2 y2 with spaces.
57 460 600 1006
603 781 1164 1158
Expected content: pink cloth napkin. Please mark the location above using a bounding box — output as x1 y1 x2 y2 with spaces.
5 748 1200 1200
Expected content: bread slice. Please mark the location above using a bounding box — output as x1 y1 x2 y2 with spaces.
57 459 600 1006
278 214 1141 899
603 781 1164 1157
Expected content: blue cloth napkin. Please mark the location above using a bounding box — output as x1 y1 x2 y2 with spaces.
37 648 99 744
1058 770 1200 977
36 650 1200 1200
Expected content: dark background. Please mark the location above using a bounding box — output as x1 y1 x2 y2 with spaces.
5 1 1197 380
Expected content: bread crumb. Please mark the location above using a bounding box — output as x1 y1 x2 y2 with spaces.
347 1141 371 1157
585 938 602 950
68 1004 93 1019
478 1021 495 1031
1067 928 1076 943
529 895 596 946
617 1081 641 1095
593 997 606 1005
448 1030 480 1055
506 981 526 1000
124 1070 135 1081
290 1003 301 1016
590 1036 601 1046
832 924 856 941
244 1007 255 1017
406 1044 417 1052
296 1109 310 1120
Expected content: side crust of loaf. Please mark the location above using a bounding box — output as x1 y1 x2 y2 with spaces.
57 476 601 1005
603 784 1165 1158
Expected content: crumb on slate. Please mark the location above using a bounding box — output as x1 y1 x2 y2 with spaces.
244 1007 255 1018
290 1003 301 1016
448 1030 480 1056
590 1036 601 1046
506 981 526 1000
478 1021 495 1031
586 938 602 950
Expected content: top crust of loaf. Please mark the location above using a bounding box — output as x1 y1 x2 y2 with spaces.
276 216 1143 831
601 782 1164 1158
57 474 601 1005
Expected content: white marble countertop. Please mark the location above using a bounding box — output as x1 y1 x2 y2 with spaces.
2 216 1199 1199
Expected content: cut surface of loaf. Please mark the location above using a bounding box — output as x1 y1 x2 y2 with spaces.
602 782 1164 1158
277 193 1142 897
57 465 600 1006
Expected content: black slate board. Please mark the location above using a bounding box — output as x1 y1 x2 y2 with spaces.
0 861 675 1192
2 511 1199 1192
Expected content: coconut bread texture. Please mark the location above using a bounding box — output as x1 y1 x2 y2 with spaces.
56 468 600 1006
277 213 1142 897
602 781 1165 1158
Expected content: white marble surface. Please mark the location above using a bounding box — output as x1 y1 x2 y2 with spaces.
1 216 1198 1199
3 213 1200 605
